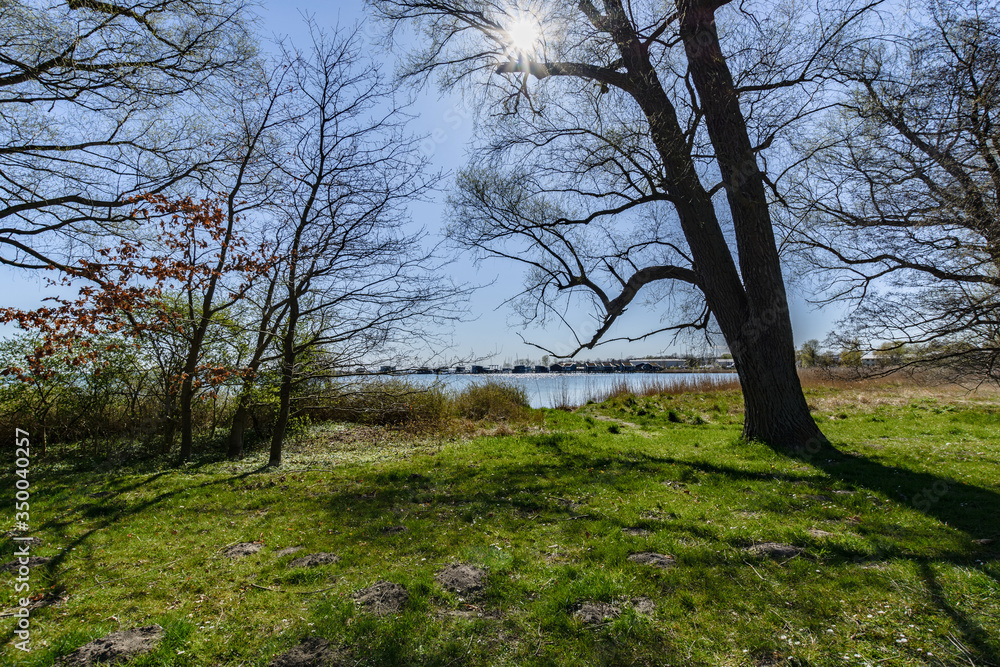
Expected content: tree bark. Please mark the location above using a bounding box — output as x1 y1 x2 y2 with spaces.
161 388 177 455
676 3 825 450
268 300 300 467
177 322 208 463
728 319 824 450
227 397 251 459
178 373 196 462
268 337 296 468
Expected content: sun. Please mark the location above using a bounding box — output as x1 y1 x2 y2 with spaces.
506 16 540 53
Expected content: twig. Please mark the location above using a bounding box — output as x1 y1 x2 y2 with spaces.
744 561 767 581
947 632 978 666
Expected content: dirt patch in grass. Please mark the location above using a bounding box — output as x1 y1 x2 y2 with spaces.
223 542 263 559
747 542 804 559
3 532 43 547
627 552 675 569
630 596 656 615
575 597 656 625
436 563 487 596
752 648 785 666
351 581 408 615
57 625 162 666
807 529 836 539
288 553 339 568
622 527 651 536
380 526 408 535
269 637 342 667
575 601 620 624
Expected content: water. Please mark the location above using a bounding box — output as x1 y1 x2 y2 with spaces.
400 372 737 409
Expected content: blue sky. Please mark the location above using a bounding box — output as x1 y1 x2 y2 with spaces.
254 0 846 362
0 0 844 364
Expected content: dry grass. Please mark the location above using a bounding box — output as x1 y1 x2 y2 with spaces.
589 373 741 403
798 368 1000 413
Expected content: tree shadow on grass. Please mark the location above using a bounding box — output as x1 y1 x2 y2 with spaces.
797 446 1000 542
0 461 277 648
918 561 1000 666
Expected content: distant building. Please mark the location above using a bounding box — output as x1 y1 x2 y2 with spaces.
632 358 685 369
549 362 578 373
715 358 736 369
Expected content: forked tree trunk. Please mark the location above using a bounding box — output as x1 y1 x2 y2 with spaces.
676 1 826 452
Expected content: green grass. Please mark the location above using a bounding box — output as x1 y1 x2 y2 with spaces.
2 384 999 666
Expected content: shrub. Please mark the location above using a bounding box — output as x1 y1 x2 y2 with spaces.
453 381 530 421
316 379 451 428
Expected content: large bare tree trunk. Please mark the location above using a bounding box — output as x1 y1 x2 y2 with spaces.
675 2 825 451
728 319 823 449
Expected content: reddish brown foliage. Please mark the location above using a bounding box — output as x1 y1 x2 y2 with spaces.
0 195 274 390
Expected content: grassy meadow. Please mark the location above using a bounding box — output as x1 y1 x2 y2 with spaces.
2 376 999 666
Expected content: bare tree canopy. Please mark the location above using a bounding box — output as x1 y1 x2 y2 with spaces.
0 0 257 269
372 0 884 450
791 0 1000 380
247 25 463 467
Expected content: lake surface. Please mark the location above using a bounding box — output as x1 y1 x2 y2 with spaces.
401 372 738 408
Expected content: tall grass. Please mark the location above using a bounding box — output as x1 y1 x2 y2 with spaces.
587 373 741 404
316 378 533 428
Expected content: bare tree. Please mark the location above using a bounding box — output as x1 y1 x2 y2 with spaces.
375 0 882 451
258 26 461 467
791 0 1000 381
0 0 256 270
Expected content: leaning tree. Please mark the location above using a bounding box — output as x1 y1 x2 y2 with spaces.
375 0 882 451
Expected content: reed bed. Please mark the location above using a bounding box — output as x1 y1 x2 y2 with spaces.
574 373 741 406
